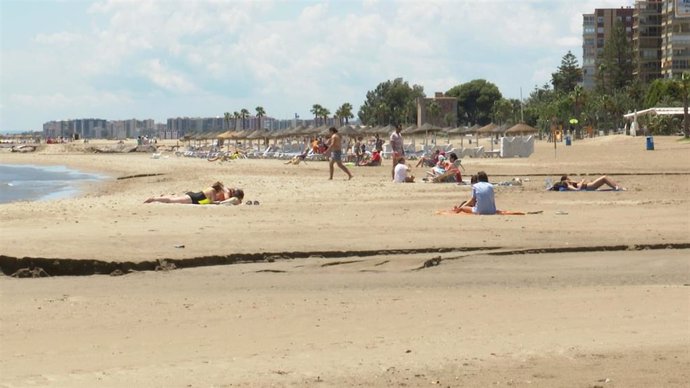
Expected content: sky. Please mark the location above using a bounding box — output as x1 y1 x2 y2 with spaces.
0 0 634 132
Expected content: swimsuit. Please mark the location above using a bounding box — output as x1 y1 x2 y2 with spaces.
186 191 209 205
331 150 343 161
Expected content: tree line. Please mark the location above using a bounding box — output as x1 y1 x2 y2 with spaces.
225 21 689 137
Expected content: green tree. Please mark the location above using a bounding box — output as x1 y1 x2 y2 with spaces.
597 21 635 92
224 112 231 130
446 79 502 126
240 108 250 130
320 107 331 126
492 98 513 125
255 106 266 130
233 111 240 130
358 78 425 125
335 103 354 125
311 104 323 125
551 51 583 94
569 85 585 123
676 72 690 138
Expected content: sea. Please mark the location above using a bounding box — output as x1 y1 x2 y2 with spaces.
0 164 106 204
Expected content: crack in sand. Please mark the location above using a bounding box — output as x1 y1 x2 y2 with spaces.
1 243 688 278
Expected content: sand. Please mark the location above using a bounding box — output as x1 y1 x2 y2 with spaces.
0 135 689 387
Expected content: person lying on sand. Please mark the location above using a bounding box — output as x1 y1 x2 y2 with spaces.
144 181 244 205
552 175 626 191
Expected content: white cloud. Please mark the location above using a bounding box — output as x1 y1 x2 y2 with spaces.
1 0 638 131
34 31 83 45
139 60 196 93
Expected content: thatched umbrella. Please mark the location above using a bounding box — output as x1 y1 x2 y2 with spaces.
412 123 444 151
505 123 539 135
476 123 497 136
401 124 418 135
337 124 360 137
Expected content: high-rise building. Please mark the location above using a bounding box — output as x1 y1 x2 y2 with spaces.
633 0 663 84
661 0 690 78
582 7 634 89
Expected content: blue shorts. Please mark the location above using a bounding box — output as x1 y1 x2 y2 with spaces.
331 150 343 161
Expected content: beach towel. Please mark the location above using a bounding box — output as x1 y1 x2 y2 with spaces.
435 209 543 216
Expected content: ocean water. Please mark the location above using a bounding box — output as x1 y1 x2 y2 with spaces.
0 164 106 204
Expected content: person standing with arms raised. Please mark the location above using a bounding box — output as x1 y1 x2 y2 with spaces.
324 127 353 180
389 124 404 180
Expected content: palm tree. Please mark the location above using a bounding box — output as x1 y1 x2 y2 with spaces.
240 108 250 130
224 112 231 130
321 107 330 127
335 103 354 125
233 111 240 130
311 104 323 125
255 106 266 130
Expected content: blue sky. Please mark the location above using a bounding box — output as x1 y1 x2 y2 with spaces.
1 0 633 132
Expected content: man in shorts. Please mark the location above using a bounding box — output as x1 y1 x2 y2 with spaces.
325 127 353 180
389 124 404 180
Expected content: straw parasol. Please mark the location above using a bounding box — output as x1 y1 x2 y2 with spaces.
476 123 498 136
401 124 418 135
505 123 539 135
412 122 444 134
337 124 360 137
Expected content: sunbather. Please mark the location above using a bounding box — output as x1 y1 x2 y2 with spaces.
554 175 626 191
416 149 441 168
454 171 496 214
393 157 415 183
427 153 463 183
285 148 309 165
144 181 244 205
359 150 382 166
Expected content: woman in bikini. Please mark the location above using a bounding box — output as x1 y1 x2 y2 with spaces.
557 175 626 191
144 181 244 205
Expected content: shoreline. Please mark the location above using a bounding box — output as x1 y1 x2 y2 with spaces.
0 163 110 204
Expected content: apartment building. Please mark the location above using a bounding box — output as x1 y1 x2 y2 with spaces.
582 7 634 89
585 1 690 88
661 0 690 77
633 0 663 83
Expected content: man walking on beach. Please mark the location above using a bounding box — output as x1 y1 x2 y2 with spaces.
325 127 353 180
389 124 404 180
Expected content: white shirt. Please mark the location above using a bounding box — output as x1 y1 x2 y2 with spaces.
390 131 403 154
393 163 410 183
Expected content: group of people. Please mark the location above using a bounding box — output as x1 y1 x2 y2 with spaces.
144 124 627 212
452 173 626 215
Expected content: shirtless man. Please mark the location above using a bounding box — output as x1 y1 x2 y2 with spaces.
324 127 353 180
389 124 404 180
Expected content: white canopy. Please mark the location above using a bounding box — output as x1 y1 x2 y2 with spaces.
623 107 686 120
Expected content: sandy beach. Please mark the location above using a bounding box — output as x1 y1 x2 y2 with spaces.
1 135 689 387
